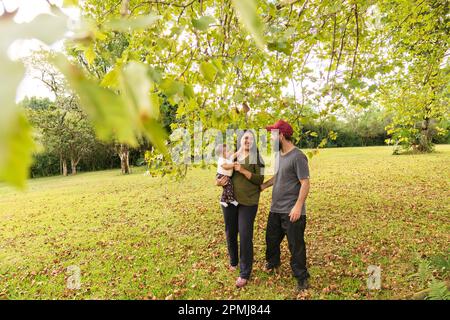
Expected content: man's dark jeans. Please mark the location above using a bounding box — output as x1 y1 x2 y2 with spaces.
265 212 309 281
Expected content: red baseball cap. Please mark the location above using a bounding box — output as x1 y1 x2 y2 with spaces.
266 119 293 138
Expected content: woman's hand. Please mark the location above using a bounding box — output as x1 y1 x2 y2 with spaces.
216 176 228 186
234 162 253 180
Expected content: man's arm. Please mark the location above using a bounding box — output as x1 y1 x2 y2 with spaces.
289 178 310 222
260 176 274 191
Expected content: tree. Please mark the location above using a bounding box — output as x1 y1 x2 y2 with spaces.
65 105 97 175
1 0 449 187
116 143 131 174
343 107 389 146
372 0 450 153
71 0 373 174
21 96 54 110
24 53 98 176
25 95 97 176
383 65 449 153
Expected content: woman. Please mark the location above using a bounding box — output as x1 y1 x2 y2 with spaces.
216 130 264 288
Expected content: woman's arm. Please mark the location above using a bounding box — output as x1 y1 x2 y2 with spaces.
215 176 228 186
248 164 264 185
229 146 244 161
234 163 264 185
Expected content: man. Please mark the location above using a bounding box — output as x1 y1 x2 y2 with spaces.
261 120 311 291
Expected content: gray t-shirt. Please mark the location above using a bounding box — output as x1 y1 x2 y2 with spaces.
271 148 310 215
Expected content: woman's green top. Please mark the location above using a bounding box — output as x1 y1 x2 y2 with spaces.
231 155 264 206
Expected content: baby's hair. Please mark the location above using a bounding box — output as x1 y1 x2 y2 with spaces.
215 143 227 157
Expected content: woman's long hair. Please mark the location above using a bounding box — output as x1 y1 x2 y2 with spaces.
236 129 265 168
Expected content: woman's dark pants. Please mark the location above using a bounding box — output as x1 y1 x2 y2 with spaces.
221 204 258 280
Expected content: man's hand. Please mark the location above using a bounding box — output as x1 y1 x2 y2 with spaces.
260 177 274 192
289 178 310 222
289 204 302 222
216 176 228 186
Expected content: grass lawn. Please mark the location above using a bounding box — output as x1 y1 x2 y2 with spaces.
0 145 449 300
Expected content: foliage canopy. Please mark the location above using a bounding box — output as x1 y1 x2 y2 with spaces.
0 0 449 187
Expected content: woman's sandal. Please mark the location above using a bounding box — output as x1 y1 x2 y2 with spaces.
229 265 238 271
235 277 248 288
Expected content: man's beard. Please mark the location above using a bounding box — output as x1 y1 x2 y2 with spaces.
272 139 282 152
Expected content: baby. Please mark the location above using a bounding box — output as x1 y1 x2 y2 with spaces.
215 144 240 207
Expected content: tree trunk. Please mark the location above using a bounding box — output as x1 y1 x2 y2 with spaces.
118 144 130 174
418 118 432 153
71 158 80 175
62 159 68 176
60 153 63 175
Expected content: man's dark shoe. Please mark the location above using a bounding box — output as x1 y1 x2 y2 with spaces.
265 263 280 272
297 278 309 291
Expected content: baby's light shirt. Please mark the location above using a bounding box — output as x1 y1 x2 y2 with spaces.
217 157 233 177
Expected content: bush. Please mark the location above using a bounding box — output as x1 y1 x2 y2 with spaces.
30 152 60 178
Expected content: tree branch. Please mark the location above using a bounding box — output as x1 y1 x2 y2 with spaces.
351 4 359 79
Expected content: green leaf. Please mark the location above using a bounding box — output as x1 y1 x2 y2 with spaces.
199 62 218 82
53 55 137 145
231 0 265 50
105 14 161 31
368 84 378 93
192 16 216 31
211 59 224 74
318 138 328 148
76 82 137 144
427 280 450 300
121 61 152 109
170 25 185 37
141 118 168 156
0 112 35 189
120 61 158 120
160 78 185 96
147 67 162 84
348 78 364 89
84 45 96 65
267 40 292 55
100 66 120 89
156 38 170 49
328 130 338 140
63 0 78 7
0 11 67 51
149 93 161 119
183 84 195 99
0 12 39 188
0 57 29 188
0 59 24 125
60 58 168 156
